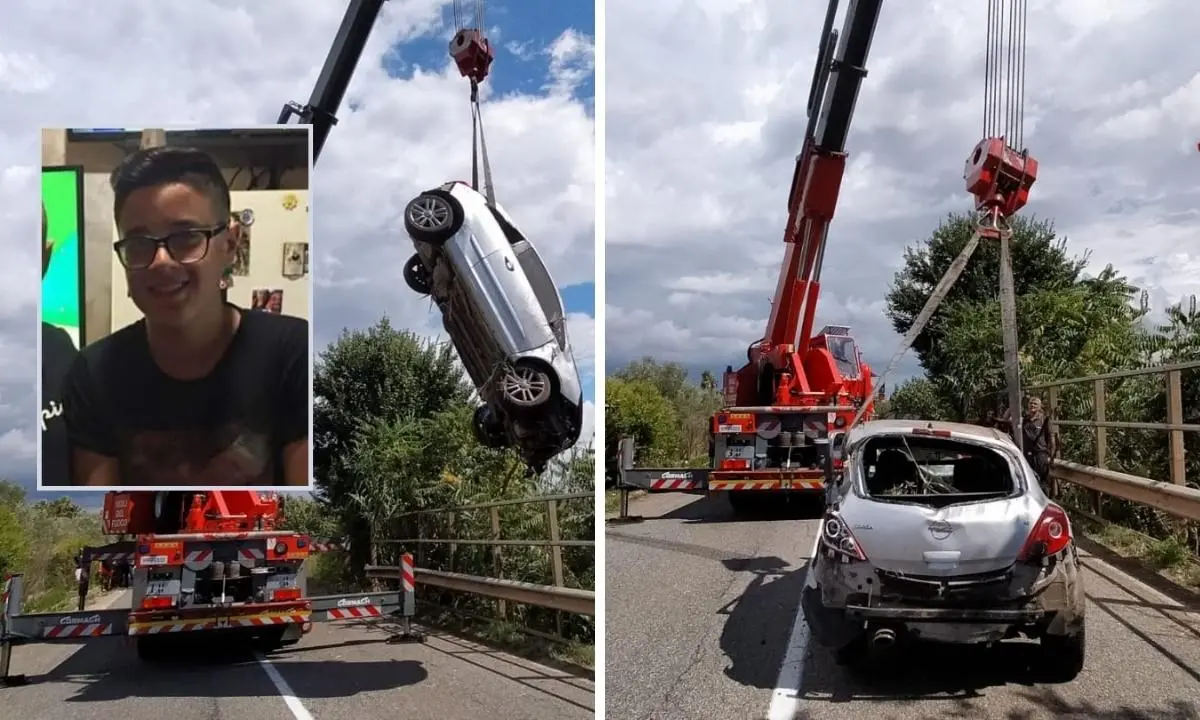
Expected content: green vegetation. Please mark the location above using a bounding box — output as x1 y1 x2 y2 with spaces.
0 484 106 613
607 212 1198 589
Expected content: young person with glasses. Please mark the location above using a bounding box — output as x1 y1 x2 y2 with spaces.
62 146 309 487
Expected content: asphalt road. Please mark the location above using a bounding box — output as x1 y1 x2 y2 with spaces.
606 492 1200 720
6 589 594 720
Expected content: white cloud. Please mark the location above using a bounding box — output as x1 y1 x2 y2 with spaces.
0 1 594 488
606 0 1200 390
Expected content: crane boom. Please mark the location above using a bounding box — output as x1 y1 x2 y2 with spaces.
764 0 881 356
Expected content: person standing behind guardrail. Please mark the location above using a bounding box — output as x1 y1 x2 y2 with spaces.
1021 396 1057 496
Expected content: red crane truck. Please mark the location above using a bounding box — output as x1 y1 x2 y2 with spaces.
1 489 418 682
618 0 884 515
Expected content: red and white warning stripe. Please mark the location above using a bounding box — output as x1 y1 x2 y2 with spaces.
325 605 382 620
44 622 114 639
401 554 415 593
238 547 265 567
129 620 216 636
710 480 783 491
235 613 309 627
184 548 213 571
649 477 699 491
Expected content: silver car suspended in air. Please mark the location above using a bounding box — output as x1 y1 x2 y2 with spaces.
401 181 584 473
803 419 1086 680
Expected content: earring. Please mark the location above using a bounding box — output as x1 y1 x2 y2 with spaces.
219 266 233 290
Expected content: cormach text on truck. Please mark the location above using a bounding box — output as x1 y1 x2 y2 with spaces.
616 0 1038 516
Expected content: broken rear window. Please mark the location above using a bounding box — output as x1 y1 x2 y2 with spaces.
858 435 1016 501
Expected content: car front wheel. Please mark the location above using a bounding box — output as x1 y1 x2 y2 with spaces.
472 405 508 448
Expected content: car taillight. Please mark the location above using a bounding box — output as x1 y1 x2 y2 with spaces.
141 596 174 610
1018 503 1073 561
820 513 867 561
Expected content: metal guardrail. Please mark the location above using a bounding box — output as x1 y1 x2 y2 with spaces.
364 565 595 616
378 492 596 631
1029 362 1200 543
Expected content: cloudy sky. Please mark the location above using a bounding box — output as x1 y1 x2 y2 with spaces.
0 0 595 503
606 0 1200 389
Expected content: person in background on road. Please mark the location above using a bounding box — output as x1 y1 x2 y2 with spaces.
41 204 81 487
1022 396 1058 495
62 146 310 487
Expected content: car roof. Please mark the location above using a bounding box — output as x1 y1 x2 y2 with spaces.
845 418 1015 448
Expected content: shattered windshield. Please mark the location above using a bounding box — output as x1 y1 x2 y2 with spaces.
858 435 1015 501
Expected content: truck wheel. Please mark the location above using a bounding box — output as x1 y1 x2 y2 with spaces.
1040 626 1085 682
404 192 462 244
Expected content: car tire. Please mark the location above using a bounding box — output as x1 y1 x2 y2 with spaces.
404 192 462 244
1040 625 1085 682
499 360 554 411
472 405 508 448
403 253 432 294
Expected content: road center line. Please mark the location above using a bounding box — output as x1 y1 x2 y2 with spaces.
255 652 315 720
766 534 821 720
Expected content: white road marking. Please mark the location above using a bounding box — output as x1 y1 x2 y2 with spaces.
255 652 315 720
767 536 821 720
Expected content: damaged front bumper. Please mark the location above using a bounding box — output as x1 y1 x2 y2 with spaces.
803 550 1085 648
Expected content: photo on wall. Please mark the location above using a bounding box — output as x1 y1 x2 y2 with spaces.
251 288 283 314
41 166 86 349
281 241 308 277
230 220 252 276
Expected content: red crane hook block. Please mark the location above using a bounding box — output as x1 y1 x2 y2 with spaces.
450 28 494 84
964 137 1038 220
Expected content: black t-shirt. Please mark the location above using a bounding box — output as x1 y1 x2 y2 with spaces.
41 322 79 487
62 306 309 486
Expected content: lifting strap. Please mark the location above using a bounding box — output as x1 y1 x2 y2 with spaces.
470 80 496 206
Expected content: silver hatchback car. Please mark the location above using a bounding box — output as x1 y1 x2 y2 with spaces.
803 419 1086 680
401 181 584 473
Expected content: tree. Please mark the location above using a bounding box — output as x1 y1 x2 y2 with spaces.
885 213 1146 420
885 378 952 420
604 377 679 481
613 358 721 464
33 497 82 518
313 318 472 576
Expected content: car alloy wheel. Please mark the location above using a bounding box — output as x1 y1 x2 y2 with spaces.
404 193 458 243
501 361 553 408
403 253 432 294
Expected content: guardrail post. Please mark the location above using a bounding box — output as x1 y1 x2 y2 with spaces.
447 509 457 574
1092 378 1107 516
1167 370 1186 486
547 498 565 636
490 505 507 619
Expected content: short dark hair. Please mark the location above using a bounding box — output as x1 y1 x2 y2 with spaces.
110 145 231 224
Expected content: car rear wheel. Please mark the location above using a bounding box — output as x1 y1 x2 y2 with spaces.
472 405 508 448
403 253 432 294
1040 626 1085 682
500 360 554 410
404 192 461 244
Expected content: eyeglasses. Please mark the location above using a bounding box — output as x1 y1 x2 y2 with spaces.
113 224 227 270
